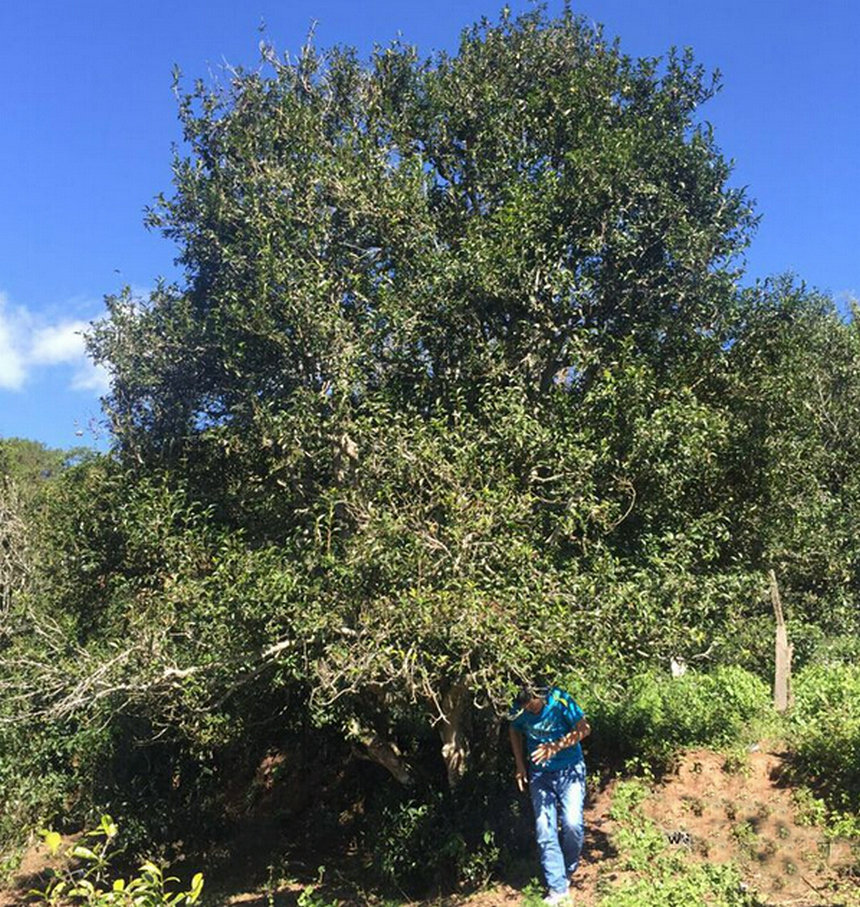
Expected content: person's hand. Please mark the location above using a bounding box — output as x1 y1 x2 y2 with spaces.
531 741 559 765
515 771 527 792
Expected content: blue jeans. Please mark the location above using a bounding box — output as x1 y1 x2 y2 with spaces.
529 760 586 895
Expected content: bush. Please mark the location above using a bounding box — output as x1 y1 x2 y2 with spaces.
790 663 860 810
573 666 770 766
360 780 509 896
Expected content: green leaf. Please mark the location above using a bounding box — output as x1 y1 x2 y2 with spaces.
71 845 98 860
41 830 62 856
188 872 204 904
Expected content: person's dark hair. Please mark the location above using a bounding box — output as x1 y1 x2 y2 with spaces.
514 686 534 707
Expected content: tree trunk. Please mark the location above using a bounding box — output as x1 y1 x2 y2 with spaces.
439 682 471 788
351 733 413 786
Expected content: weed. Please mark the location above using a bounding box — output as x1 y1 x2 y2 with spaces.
297 886 339 907
31 816 203 907
599 864 761 906
682 795 704 817
793 787 828 827
458 829 500 891
609 779 651 820
520 877 546 906
723 749 751 776
755 838 776 861
293 866 342 907
730 821 757 855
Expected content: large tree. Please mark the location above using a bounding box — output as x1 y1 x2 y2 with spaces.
92 9 752 460
50 7 756 771
78 6 756 766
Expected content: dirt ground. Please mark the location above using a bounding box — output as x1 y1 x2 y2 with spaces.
431 746 859 907
3 746 859 906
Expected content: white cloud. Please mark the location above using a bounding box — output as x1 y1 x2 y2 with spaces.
30 321 89 365
0 291 109 395
71 361 111 394
0 293 27 390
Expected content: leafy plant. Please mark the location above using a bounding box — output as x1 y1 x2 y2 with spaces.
32 816 203 907
789 664 860 810
581 667 770 767
295 867 339 907
2 5 860 899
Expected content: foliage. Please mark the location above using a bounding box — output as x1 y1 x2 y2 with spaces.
788 664 860 810
599 861 759 907
724 284 860 643
33 815 203 907
357 772 513 894
1 437 82 640
573 666 770 766
294 867 340 907
0 438 89 492
1 6 859 897
0 470 30 625
0 439 93 865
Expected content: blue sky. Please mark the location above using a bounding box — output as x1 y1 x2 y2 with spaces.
1 1 858 451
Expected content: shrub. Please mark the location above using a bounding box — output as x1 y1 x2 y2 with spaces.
361 784 507 896
574 666 770 766
790 663 860 810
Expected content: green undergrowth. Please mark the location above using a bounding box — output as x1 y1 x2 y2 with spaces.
8 662 860 905
792 786 860 847
789 663 860 812
599 780 762 907
568 665 772 769
32 816 203 907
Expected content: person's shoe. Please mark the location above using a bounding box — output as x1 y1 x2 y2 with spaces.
543 890 570 905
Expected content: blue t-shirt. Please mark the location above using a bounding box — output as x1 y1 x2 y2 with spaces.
509 687 586 772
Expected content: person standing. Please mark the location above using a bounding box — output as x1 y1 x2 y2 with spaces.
509 685 591 905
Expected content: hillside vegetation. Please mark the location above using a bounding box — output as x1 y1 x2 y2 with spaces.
1 7 858 902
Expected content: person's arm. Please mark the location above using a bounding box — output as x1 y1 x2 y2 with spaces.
531 716 591 766
509 725 529 791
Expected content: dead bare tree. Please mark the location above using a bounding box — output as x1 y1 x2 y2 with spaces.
769 569 793 712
